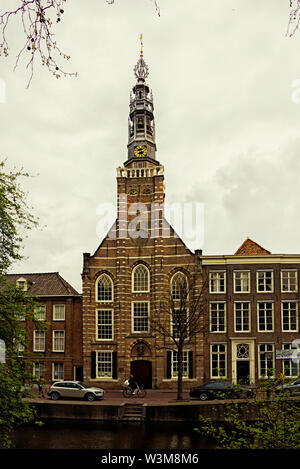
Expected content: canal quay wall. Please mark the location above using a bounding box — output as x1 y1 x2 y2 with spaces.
30 400 259 423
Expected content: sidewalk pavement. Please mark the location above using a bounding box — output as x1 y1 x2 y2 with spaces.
35 387 193 404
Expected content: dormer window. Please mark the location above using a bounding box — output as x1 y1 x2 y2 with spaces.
16 277 28 291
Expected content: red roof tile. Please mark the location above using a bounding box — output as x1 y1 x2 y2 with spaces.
234 238 271 256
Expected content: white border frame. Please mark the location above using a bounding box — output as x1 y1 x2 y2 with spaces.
281 300 298 332
96 309 114 341
209 301 227 333
53 304 66 321
233 270 250 294
52 330 65 352
209 270 226 294
234 301 251 333
131 301 150 333
96 350 113 379
280 269 298 293
33 330 45 352
95 273 114 303
132 264 150 293
257 301 274 332
210 342 227 379
256 269 274 293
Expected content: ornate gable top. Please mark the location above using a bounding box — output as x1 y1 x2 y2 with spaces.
234 238 271 256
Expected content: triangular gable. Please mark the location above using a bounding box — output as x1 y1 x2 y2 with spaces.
234 238 271 255
92 218 194 257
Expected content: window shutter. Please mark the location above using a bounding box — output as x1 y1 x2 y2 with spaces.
112 351 117 379
91 351 96 379
166 351 172 379
188 351 193 379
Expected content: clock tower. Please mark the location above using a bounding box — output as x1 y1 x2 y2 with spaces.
116 38 165 240
126 36 158 165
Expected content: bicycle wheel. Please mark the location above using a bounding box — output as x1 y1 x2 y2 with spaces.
137 387 146 398
122 387 132 397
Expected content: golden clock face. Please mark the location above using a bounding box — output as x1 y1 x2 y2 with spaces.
134 145 147 157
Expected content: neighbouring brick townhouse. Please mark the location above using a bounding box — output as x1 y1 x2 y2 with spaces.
7 48 300 389
202 238 300 385
6 273 83 383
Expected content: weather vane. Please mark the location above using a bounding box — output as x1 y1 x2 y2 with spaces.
140 33 144 57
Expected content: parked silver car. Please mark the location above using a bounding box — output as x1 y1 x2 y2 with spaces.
47 381 104 401
275 377 300 396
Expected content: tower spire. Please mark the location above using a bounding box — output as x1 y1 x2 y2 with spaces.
126 36 157 164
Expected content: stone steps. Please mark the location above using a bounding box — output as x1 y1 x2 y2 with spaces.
121 403 145 421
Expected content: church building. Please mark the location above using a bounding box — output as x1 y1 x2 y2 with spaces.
81 45 203 389
7 44 300 389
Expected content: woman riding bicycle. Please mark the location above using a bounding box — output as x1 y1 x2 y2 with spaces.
128 374 138 394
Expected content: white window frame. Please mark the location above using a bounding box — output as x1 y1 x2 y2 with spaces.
282 343 299 377
96 309 114 341
52 330 65 352
53 304 65 321
257 302 274 332
34 304 46 321
16 277 28 291
131 301 150 333
96 273 113 303
132 264 150 293
281 270 298 293
171 350 189 379
210 343 227 379
52 362 64 381
234 302 251 333
256 270 274 293
233 270 250 293
209 271 226 294
96 350 113 379
209 302 226 333
33 330 45 352
281 301 298 332
258 343 274 378
33 362 45 379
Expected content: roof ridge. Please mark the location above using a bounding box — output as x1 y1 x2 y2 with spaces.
6 271 59 276
56 272 80 295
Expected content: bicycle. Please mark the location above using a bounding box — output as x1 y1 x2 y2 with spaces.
122 384 146 398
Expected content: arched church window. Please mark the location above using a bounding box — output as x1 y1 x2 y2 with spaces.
171 272 188 300
96 274 113 302
132 264 150 293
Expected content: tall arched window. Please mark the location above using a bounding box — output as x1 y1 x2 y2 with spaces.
132 264 150 293
96 274 113 302
171 272 188 300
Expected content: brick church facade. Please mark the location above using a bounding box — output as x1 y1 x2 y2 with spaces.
8 48 300 389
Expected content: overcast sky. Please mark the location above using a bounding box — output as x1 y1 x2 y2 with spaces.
1 0 300 292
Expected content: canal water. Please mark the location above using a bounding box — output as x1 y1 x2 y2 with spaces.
11 420 215 450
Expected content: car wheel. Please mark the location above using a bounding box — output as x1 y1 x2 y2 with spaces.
50 391 60 401
85 393 96 402
199 392 208 401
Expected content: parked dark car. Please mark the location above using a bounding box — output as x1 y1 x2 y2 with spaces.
47 381 104 401
189 380 254 401
275 377 300 396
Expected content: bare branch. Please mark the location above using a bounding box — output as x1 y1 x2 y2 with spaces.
287 0 300 37
0 0 77 88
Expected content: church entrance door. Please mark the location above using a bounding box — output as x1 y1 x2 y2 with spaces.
130 360 152 389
